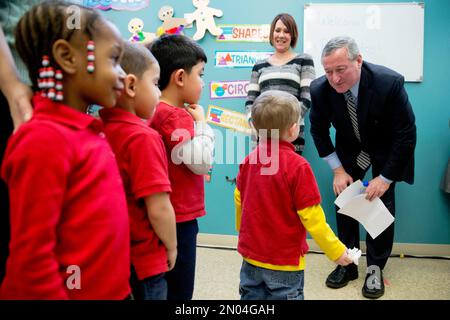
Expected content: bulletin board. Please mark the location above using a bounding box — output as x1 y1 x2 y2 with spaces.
303 3 425 82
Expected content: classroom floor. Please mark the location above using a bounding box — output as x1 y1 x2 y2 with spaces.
193 246 450 300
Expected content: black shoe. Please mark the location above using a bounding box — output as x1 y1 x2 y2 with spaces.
325 264 358 289
362 265 385 299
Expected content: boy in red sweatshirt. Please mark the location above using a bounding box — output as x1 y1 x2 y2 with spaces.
235 90 352 300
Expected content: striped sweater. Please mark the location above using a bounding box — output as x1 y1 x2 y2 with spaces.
245 53 316 155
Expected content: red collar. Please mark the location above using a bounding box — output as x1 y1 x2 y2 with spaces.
32 94 102 132
99 107 149 128
258 138 295 151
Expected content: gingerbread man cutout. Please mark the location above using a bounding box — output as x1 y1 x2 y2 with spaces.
128 18 156 44
157 5 188 36
186 0 223 41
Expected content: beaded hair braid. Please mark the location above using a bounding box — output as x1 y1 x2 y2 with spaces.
14 0 102 92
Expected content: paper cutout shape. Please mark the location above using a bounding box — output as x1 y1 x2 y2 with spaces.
157 5 189 36
185 0 223 40
128 18 156 45
204 166 213 183
80 0 149 11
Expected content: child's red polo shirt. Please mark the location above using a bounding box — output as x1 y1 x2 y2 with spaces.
236 140 322 266
100 108 171 280
150 102 205 223
1 96 130 299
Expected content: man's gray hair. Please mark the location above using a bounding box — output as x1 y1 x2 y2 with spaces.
321 36 360 61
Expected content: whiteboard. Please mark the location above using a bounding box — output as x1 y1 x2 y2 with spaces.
303 3 424 82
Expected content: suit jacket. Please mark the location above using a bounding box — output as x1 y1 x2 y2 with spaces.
309 61 416 184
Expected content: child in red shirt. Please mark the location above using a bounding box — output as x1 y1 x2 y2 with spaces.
0 1 130 299
235 90 352 300
100 43 177 300
149 35 215 300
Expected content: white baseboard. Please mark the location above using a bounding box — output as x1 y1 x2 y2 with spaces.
197 233 450 257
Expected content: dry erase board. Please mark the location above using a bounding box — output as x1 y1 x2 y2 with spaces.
303 2 424 82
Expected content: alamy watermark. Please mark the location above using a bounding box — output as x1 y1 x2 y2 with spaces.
66 265 81 290
170 128 282 175
66 5 81 30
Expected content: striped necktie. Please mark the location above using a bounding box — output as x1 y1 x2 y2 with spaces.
344 90 371 170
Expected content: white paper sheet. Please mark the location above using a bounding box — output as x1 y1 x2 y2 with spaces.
337 194 395 239
334 180 365 209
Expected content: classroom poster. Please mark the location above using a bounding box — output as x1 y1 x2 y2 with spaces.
210 80 250 99
214 51 273 68
216 24 270 42
206 105 251 135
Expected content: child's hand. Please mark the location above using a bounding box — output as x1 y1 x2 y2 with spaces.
186 104 205 122
167 248 177 271
335 249 353 266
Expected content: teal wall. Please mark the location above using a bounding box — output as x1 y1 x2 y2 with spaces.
101 0 450 245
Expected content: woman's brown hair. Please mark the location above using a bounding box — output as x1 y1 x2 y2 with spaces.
269 13 298 48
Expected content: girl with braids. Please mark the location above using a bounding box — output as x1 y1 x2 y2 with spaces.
0 0 39 286
0 1 130 299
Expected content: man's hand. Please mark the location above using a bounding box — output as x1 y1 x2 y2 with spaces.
365 176 390 201
333 166 353 196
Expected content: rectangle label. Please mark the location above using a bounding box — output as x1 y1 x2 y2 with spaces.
206 105 251 135
216 24 270 42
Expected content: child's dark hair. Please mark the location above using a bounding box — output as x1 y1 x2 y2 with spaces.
120 43 158 79
14 0 103 91
148 34 207 91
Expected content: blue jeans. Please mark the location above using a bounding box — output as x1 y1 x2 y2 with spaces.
239 260 304 300
130 268 167 300
166 219 199 300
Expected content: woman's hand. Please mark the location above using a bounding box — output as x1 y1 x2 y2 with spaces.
4 80 33 131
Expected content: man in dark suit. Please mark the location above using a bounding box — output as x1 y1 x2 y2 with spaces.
309 36 416 299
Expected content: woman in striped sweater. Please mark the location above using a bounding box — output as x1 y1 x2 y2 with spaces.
245 13 315 156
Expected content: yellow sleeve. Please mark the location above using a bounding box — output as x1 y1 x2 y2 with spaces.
234 188 242 232
297 204 346 261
